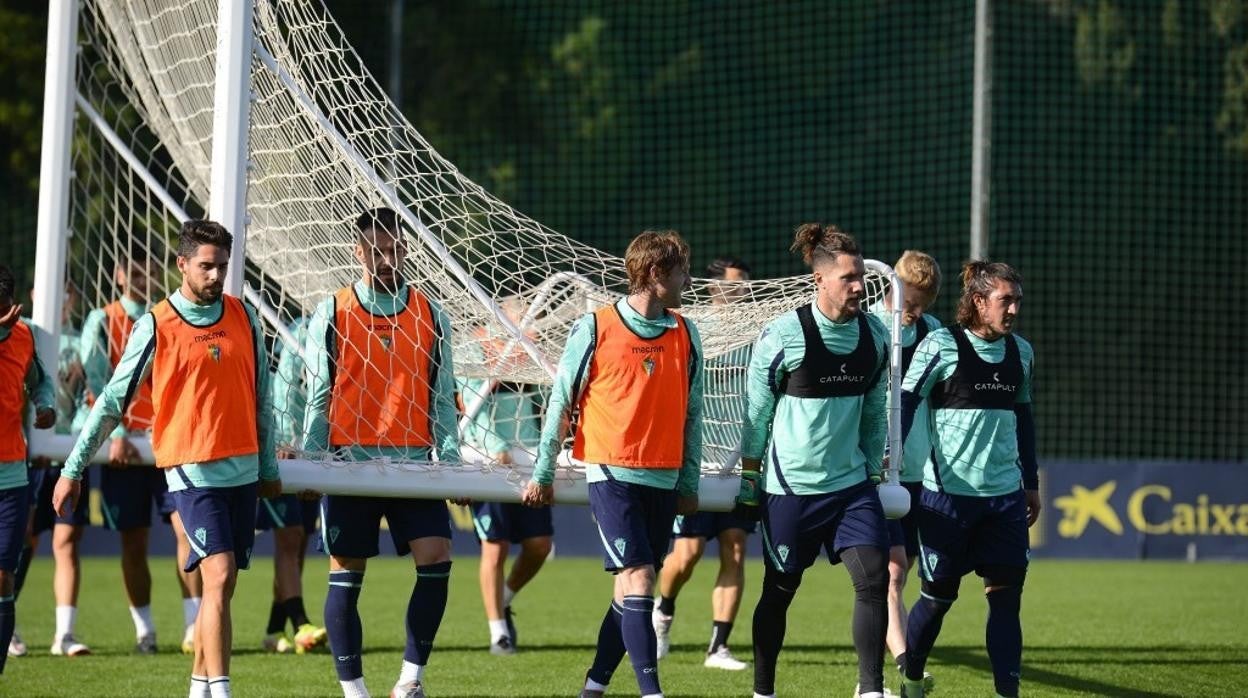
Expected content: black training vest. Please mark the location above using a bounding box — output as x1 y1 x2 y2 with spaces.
900 316 930 375
779 305 878 398
929 327 1022 410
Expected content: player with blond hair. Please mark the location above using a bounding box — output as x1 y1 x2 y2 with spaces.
874 250 942 689
523 230 704 698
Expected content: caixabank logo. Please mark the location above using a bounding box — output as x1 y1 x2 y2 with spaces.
1053 481 1248 538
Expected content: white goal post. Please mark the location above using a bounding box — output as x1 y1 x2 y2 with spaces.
29 0 909 516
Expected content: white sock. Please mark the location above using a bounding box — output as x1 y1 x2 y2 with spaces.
642 694 665 698
339 678 370 698
130 605 155 638
585 677 609 692
184 597 202 629
397 660 423 687
502 584 516 606
488 619 509 642
55 605 76 638
859 693 884 698
207 676 231 697
753 694 776 698
189 675 210 698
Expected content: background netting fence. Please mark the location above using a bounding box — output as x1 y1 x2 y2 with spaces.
331 0 1245 462
26 0 1248 467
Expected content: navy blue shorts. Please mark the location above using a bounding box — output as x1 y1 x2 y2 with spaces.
587 480 677 573
472 502 553 544
29 466 89 533
914 488 1030 582
759 481 889 575
894 481 924 558
256 494 319 533
673 510 757 539
99 466 175 531
318 495 451 559
172 483 259 572
0 484 31 572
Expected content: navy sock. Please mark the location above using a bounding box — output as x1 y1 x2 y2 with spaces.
325 570 365 681
12 546 32 600
0 596 15 674
986 586 1023 697
266 600 286 635
587 601 626 686
406 561 451 665
284 595 311 629
752 571 799 695
904 593 954 681
620 594 661 695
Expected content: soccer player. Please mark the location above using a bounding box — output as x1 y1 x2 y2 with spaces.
896 261 1039 698
303 208 461 698
464 300 553 656
54 220 281 698
874 250 942 687
522 230 704 698
259 315 326 655
13 284 92 658
0 264 57 674
80 244 204 654
740 224 891 698
653 255 753 671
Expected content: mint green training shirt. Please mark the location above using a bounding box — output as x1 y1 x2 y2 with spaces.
741 302 889 496
62 290 279 490
532 298 704 497
0 321 54 490
301 281 461 464
902 327 1035 497
271 317 309 450
871 310 943 482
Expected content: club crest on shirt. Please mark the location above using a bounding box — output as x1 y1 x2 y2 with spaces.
207 343 221 362
642 356 656 376
378 334 393 351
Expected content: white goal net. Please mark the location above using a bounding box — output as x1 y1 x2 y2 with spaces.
34 0 904 508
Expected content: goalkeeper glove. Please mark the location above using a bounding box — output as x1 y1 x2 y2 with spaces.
737 470 761 507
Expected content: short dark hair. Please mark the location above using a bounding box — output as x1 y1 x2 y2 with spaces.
355 208 401 241
706 256 751 279
177 220 233 258
0 264 14 302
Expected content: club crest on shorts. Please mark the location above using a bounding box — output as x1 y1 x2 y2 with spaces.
479 515 492 531
926 551 939 572
613 537 627 557
328 526 341 544
776 544 790 563
194 527 207 546
642 356 656 376
207 343 221 362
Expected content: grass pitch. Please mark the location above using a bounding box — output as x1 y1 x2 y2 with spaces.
4 555 1245 696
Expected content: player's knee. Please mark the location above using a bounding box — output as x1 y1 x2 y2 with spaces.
0 570 13 596
982 565 1026 593
919 576 961 605
762 566 803 596
521 536 552 560
411 536 452 566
